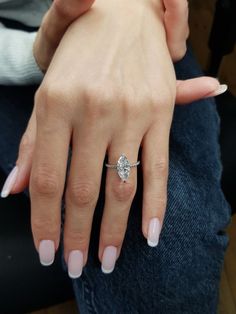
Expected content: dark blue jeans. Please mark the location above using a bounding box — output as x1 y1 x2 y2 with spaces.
0 48 231 314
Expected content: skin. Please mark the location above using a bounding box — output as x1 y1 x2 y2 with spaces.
33 0 189 70
10 0 223 268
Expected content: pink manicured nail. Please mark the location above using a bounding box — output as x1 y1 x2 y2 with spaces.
206 84 228 98
101 246 117 274
1 166 19 198
147 218 161 247
68 250 84 279
39 240 55 266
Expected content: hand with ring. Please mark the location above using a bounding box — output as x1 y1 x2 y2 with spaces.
1 0 228 277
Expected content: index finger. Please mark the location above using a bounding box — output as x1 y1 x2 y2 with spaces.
30 91 71 265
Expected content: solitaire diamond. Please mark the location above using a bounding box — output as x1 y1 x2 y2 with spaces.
105 153 140 181
117 154 131 181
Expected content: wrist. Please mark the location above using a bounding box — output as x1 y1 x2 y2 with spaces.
86 0 166 39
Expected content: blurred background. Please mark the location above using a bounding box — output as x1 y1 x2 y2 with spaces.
190 1 236 313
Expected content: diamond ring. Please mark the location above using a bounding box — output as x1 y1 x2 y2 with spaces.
105 153 140 182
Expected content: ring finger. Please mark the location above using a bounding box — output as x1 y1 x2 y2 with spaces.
99 131 142 274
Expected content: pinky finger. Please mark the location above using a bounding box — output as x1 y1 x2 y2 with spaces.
141 122 170 247
176 78 228 105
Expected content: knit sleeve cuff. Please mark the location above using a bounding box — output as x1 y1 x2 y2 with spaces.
0 26 44 85
20 32 44 85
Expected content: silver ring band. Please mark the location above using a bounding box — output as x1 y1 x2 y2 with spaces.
105 162 140 168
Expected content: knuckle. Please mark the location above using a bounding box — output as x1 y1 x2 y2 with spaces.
64 230 88 249
123 102 136 118
35 84 70 120
19 132 34 154
81 86 113 118
53 0 76 20
120 95 142 118
110 181 136 202
148 91 173 116
67 181 98 206
147 159 169 179
32 218 59 238
31 167 60 197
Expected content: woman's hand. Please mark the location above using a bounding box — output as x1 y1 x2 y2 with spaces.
1 0 227 277
34 0 178 271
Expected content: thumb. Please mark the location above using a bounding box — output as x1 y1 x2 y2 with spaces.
176 77 228 105
163 0 189 62
1 108 36 197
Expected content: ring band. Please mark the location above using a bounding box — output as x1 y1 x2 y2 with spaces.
105 153 140 181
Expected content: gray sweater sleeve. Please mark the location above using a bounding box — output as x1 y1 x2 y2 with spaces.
0 0 51 85
0 23 43 85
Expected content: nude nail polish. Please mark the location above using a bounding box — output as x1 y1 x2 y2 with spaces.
147 218 161 247
68 250 83 279
206 84 228 98
39 240 55 266
101 246 117 274
1 166 19 198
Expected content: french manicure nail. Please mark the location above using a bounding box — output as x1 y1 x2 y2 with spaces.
101 246 117 274
1 166 19 198
207 84 228 98
147 218 161 247
68 250 83 279
39 240 55 266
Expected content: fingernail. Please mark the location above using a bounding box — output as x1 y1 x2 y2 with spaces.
39 240 55 266
1 166 19 198
207 84 228 97
101 246 117 274
147 218 161 247
68 250 84 279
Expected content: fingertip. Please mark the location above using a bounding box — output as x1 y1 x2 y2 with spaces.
176 77 222 105
10 165 30 194
1 166 19 198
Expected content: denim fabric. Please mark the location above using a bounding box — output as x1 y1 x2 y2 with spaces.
0 48 231 314
68 49 231 314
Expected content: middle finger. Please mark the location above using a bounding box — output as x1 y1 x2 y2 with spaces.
64 126 107 278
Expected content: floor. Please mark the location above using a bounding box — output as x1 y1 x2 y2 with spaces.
30 1 236 313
